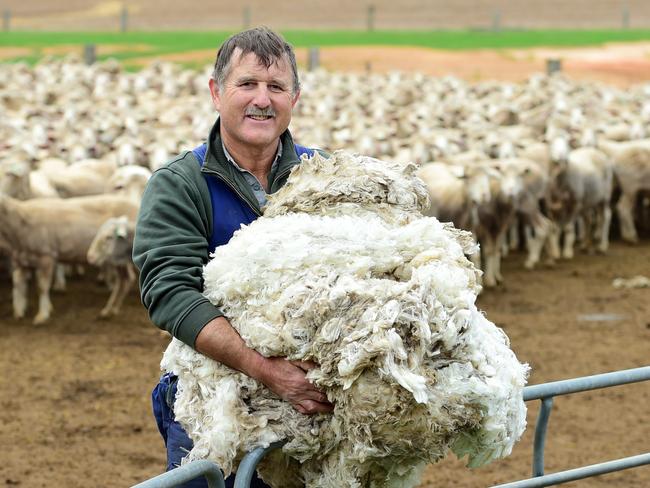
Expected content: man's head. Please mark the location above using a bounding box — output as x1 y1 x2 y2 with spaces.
209 27 301 151
212 27 300 96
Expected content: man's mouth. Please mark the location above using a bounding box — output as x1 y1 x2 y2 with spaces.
247 115 273 121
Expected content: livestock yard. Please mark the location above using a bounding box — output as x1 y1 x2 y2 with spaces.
1 1 650 487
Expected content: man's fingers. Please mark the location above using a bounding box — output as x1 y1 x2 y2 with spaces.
297 399 335 414
310 391 329 403
295 404 309 415
290 360 317 372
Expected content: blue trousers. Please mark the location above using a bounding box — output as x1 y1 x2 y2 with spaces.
152 374 271 488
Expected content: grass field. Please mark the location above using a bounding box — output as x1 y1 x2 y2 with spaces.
2 29 650 66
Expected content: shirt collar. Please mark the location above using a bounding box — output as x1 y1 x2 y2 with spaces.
221 140 283 175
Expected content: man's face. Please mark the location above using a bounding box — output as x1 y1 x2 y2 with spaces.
209 49 300 151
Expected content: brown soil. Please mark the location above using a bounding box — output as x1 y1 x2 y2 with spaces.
1 240 649 487
3 0 650 30
3 42 648 87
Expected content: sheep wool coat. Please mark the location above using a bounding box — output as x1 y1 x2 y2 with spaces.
161 151 529 488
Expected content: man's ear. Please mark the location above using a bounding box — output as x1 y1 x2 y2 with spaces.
208 78 221 112
291 88 301 109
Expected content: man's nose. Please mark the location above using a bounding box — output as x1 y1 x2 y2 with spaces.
252 85 271 107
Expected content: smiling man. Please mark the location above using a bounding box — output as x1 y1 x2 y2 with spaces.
133 27 331 488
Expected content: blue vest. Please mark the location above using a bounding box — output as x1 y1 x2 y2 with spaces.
192 143 314 252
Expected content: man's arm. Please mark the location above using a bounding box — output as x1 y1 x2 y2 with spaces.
196 317 333 414
133 160 221 344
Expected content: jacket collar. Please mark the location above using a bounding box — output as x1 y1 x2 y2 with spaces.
203 117 301 178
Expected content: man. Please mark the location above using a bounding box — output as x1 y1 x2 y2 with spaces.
133 27 333 488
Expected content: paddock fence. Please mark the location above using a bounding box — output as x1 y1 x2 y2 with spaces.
3 1 650 32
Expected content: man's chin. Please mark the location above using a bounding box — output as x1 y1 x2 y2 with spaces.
241 129 283 148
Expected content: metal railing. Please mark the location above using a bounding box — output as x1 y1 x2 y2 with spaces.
133 366 650 488
131 459 225 488
491 365 650 487
234 442 285 487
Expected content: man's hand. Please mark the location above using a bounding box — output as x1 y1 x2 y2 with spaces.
195 317 333 415
258 357 334 415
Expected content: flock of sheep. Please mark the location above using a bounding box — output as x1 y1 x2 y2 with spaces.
1 55 649 324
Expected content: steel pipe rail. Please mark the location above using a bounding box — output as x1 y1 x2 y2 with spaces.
131 460 225 488
234 441 286 488
511 365 650 486
523 366 650 401
491 452 650 488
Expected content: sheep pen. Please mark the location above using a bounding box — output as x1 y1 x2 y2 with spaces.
161 152 529 487
2 53 650 487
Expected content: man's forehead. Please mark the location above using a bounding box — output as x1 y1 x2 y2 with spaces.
230 48 290 74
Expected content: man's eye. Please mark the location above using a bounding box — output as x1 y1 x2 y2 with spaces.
269 85 284 92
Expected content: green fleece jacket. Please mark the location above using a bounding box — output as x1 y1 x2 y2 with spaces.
133 119 308 347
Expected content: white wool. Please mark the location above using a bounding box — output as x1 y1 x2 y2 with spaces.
161 151 528 487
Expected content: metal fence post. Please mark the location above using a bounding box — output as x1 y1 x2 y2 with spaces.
2 9 10 32
492 9 501 32
307 47 320 71
243 6 251 29
120 5 128 32
622 6 630 29
367 5 375 32
84 44 97 65
546 58 562 75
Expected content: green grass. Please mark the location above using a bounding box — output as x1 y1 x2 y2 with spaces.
2 29 650 65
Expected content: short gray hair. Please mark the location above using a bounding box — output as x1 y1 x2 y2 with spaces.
212 27 300 95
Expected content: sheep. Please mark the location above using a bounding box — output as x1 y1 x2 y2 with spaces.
0 157 60 199
546 147 614 258
161 152 528 488
0 194 139 324
87 216 136 318
43 158 117 198
0 158 70 290
597 139 650 243
470 160 524 287
498 158 552 270
105 165 152 200
417 162 492 232
0 159 32 200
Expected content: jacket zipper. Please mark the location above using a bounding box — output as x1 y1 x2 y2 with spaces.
271 166 294 193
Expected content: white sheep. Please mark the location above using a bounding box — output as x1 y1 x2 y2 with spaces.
87 216 136 318
597 139 650 243
546 147 614 258
161 152 528 487
105 164 152 200
0 194 139 324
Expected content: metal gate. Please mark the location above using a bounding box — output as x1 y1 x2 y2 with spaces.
132 366 650 488
490 365 650 487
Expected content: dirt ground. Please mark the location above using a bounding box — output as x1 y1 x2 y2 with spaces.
3 42 650 88
143 42 650 87
1 237 649 488
3 0 650 30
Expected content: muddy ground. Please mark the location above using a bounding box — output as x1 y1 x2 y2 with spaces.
1 237 649 488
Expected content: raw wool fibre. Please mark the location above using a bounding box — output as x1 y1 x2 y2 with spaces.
161 151 529 487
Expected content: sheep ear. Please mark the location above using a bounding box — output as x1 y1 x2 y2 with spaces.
115 225 128 238
114 217 129 238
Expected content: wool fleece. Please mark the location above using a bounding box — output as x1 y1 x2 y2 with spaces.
161 151 529 488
